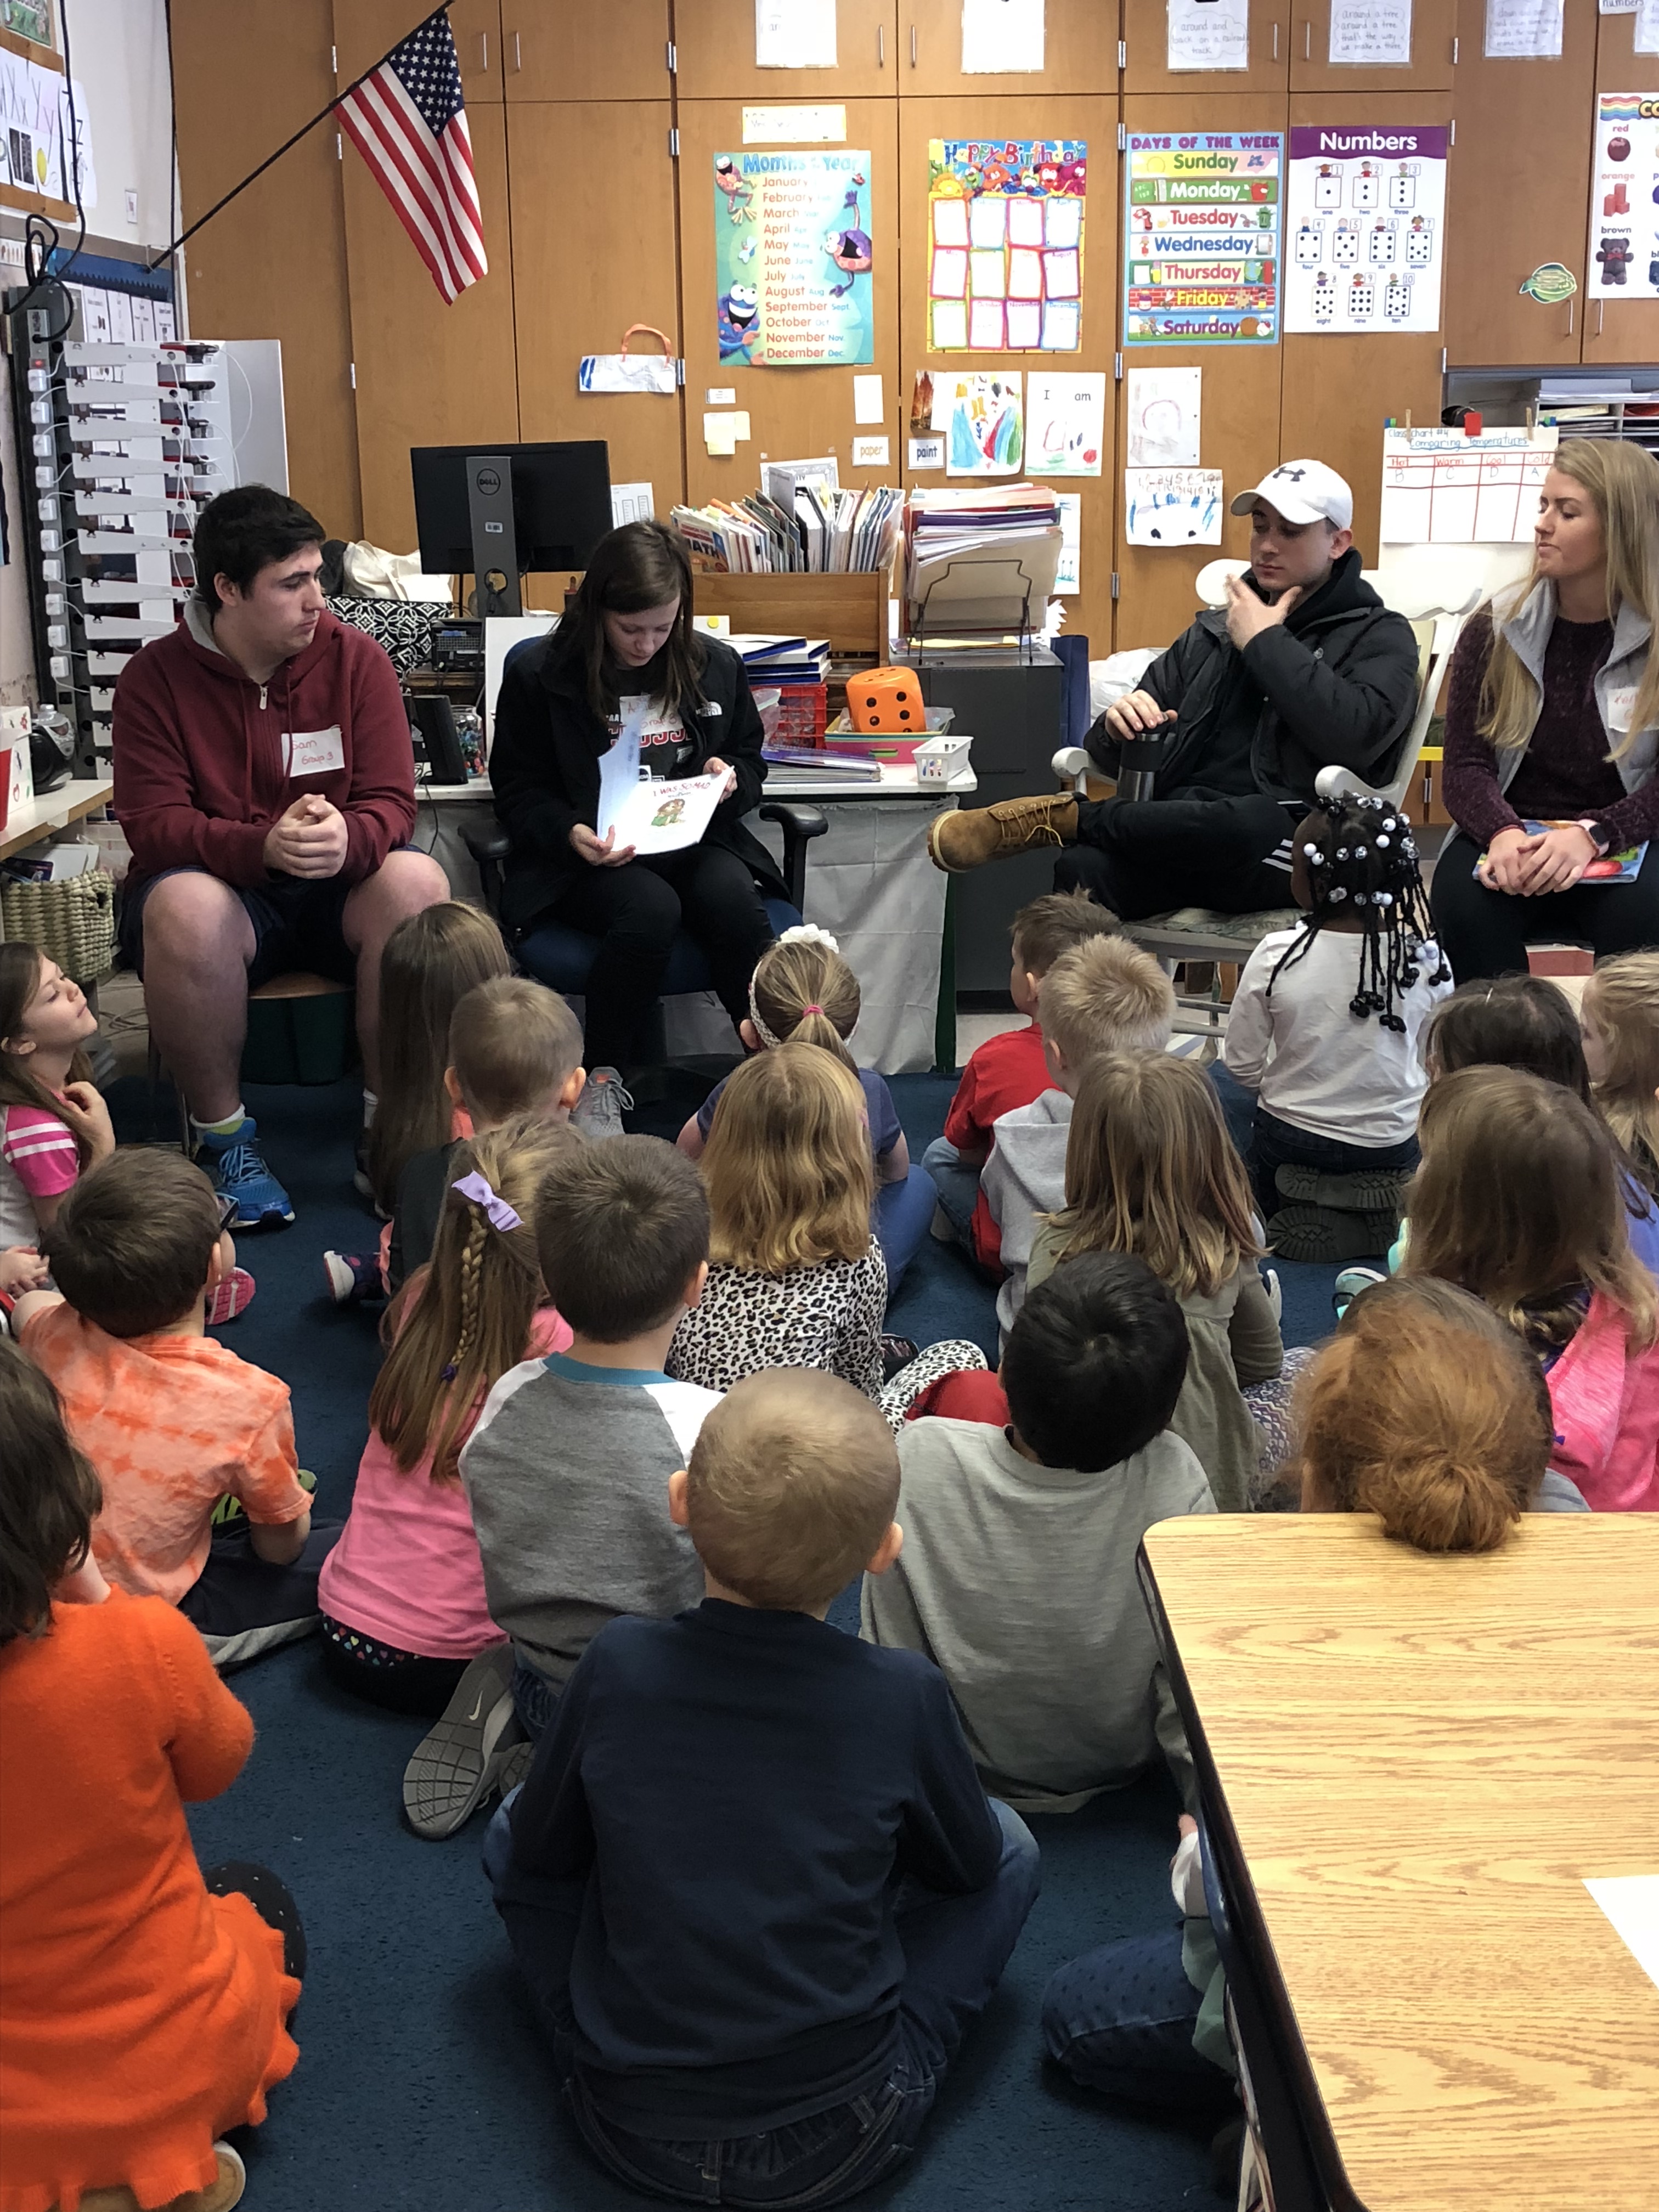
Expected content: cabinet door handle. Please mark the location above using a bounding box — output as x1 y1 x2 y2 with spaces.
478 30 488 71
512 31 521 71
911 24 918 65
1305 20 1312 59
1272 22 1279 59
878 22 884 64
1598 301 1605 337
1567 298 1573 336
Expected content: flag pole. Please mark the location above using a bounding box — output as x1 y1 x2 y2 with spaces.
145 3 452 273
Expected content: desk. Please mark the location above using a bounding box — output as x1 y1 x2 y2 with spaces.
0 777 114 866
417 764 974 1074
1139 1515 1659 2212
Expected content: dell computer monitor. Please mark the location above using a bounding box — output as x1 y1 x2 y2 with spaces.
410 441 613 576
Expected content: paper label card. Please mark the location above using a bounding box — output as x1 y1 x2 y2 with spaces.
909 435 946 469
971 250 1009 297
1167 0 1250 71
1125 466 1224 544
1007 196 1045 247
930 299 970 348
1007 247 1045 298
1040 301 1080 348
969 298 1008 347
1483 0 1564 57
1044 196 1082 249
755 0 837 70
969 195 1008 248
742 104 847 142
851 434 890 466
1328 0 1413 64
1042 248 1081 298
932 195 970 248
1006 300 1043 347
1127 366 1202 466
932 247 969 298
286 725 346 778
962 0 1046 74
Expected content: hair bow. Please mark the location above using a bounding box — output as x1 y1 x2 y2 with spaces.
452 1172 522 1233
776 924 840 953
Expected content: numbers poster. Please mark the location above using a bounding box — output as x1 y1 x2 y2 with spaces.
713 149 874 366
926 139 1086 352
1588 94 1659 301
1124 131 1282 345
1283 125 1448 333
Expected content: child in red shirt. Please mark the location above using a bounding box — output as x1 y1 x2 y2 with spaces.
924 891 1119 1268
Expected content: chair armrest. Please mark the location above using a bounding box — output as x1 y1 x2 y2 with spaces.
460 820 511 915
758 800 828 912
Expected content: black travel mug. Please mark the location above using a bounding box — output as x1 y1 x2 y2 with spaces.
1116 730 1167 803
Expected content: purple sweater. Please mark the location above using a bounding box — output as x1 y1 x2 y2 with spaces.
1441 608 1658 851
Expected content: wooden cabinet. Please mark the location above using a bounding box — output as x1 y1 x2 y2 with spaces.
499 0 673 101
896 97 1117 651
340 100 520 550
1123 0 1292 95
1286 0 1457 93
172 0 362 538
334 0 505 102
509 101 686 512
1582 10 1659 368
673 0 899 102
1442 2 1597 364
1116 94 1286 651
674 99 902 506
898 0 1117 97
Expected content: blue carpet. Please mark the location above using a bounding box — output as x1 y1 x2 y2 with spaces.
104 1069 1338 2212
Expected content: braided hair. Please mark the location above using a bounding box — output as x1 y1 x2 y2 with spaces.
1268 792 1444 1033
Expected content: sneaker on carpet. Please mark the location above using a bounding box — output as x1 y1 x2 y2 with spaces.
402 1643 522 1840
323 1250 382 1305
203 1266 256 1327
1273 1163 1414 1214
1268 1204 1400 1265
927 793 1079 874
571 1066 634 1141
1333 1263 1388 1319
496 1738 535 1799
194 1117 293 1229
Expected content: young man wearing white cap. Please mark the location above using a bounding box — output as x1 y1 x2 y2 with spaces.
929 461 1421 919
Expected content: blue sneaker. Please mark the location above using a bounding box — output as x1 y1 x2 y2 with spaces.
195 1116 294 1229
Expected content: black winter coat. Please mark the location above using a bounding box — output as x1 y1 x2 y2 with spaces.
489 634 788 936
1085 550 1421 809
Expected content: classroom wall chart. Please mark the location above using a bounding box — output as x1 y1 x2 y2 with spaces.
1283 125 1447 333
713 148 874 366
1587 94 1659 300
1378 426 1558 543
1124 131 1282 345
926 139 1086 352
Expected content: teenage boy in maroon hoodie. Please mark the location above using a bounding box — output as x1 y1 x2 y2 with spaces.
112 486 448 1227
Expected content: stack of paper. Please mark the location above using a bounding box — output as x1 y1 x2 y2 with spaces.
1537 382 1659 460
904 484 1064 640
670 486 902 576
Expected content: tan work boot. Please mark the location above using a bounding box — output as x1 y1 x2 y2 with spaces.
927 794 1079 873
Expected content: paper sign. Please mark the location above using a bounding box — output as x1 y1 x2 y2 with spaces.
286 725 346 778
1125 131 1283 345
601 769 727 855
742 104 847 142
755 0 836 69
853 435 890 466
1329 0 1413 64
909 435 946 470
1127 366 1201 466
1167 0 1249 71
1584 1876 1659 1993
962 0 1046 74
1379 425 1558 543
1638 0 1659 49
1056 491 1082 593
714 148 873 366
1284 125 1448 332
1588 94 1659 298
940 371 1024 475
1601 1 1637 14
703 413 740 455
1026 372 1106 476
927 138 1088 351
0 45 66 199
1483 0 1564 57
854 373 885 424
1125 466 1224 545
707 386 737 404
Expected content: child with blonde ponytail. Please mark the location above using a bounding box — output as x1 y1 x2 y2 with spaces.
677 926 937 1286
319 1116 584 1832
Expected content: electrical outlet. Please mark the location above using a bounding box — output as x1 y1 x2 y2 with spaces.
124 188 138 224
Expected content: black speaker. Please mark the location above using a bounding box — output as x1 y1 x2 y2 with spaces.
407 693 470 786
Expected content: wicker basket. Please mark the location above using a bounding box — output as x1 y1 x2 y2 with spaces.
1 868 117 984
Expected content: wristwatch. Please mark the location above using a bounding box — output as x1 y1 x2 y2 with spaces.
1575 816 1616 855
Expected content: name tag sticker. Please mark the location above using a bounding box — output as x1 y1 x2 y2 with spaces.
286 724 345 777
1606 687 1638 734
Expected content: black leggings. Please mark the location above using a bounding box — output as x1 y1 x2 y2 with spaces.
1430 832 1659 981
202 1861 307 1983
319 1616 469 1718
1058 793 1296 919
544 844 777 1071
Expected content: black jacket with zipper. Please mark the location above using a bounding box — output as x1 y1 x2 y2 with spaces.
490 634 787 936
1084 550 1421 809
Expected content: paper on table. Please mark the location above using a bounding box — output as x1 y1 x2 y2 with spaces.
1128 366 1201 466
1125 466 1224 545
1483 0 1564 57
1329 0 1413 65
601 770 728 856
962 0 1046 74
1584 1876 1659 1992
853 373 885 425
755 0 837 69
1167 0 1250 71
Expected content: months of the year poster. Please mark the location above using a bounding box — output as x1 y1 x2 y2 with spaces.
1283 125 1447 333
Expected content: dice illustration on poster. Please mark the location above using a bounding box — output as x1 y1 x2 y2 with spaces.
1351 161 1380 208
1284 126 1448 333
1406 215 1435 267
1313 269 1336 322
1384 272 1413 323
1333 221 1360 264
1369 218 1396 264
1348 271 1375 320
1296 221 1323 266
1387 163 1418 210
1314 163 1342 209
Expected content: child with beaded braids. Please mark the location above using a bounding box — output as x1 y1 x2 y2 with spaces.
1223 790 1452 1262
318 1118 584 1830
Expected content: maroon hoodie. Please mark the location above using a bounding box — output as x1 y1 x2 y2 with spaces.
112 604 416 897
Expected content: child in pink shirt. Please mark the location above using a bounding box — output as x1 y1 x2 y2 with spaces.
0 945 113 1298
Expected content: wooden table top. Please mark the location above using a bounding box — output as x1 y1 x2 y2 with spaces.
1139 1514 1659 2212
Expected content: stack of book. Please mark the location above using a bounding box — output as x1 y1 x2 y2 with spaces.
671 486 902 575
730 635 832 687
904 485 1063 645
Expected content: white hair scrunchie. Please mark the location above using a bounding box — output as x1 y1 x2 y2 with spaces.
748 927 856 1049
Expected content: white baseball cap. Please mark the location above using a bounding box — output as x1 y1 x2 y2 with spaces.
1230 460 1353 531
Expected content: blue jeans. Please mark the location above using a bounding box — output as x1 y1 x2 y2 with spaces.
1205 1062 1259 1166
921 1136 979 1250
873 1165 937 1294
483 1794 1040 2206
1041 1927 1232 2113
1246 1104 1419 1222
512 1661 560 1741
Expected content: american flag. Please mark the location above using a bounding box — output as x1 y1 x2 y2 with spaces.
336 9 486 303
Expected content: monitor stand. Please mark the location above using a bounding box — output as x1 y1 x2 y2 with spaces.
466 453 523 617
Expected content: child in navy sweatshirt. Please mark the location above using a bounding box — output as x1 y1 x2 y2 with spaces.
482 1366 1040 2207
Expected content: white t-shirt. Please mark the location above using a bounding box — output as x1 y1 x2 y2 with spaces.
1223 926 1453 1147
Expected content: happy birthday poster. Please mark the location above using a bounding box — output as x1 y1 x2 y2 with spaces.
927 138 1086 352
